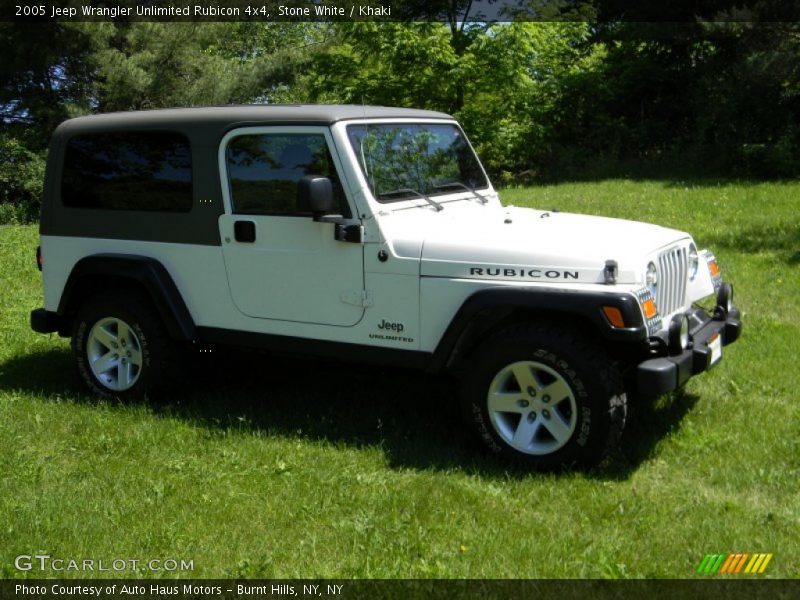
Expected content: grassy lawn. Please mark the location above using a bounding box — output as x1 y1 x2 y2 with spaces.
1 179 798 579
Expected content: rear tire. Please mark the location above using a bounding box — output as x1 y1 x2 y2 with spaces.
460 321 627 470
72 292 170 401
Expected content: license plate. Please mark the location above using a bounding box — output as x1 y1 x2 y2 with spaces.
708 333 722 366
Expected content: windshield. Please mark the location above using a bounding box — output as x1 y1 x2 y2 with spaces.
346 123 488 203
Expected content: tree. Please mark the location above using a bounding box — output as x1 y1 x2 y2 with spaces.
303 22 594 179
0 22 107 147
93 23 322 111
554 20 800 176
302 22 459 111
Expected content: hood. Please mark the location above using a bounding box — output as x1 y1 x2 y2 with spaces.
383 203 691 284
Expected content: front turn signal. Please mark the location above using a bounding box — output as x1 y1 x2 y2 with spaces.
602 306 626 328
641 298 658 319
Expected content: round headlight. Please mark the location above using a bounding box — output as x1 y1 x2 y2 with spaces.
646 262 658 294
688 243 699 281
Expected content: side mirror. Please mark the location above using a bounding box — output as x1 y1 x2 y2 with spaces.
297 175 362 243
298 175 336 220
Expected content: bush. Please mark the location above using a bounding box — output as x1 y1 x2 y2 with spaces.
0 135 46 224
733 135 799 179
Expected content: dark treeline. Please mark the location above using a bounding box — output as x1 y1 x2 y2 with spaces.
1 7 799 222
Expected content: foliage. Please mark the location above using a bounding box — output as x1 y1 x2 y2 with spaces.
301 22 596 180
457 22 595 181
0 22 105 145
94 23 321 111
550 21 800 178
0 135 45 224
302 22 460 110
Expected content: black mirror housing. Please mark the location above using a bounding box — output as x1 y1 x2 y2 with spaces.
298 175 336 219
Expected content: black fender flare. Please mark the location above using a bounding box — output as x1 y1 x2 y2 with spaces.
429 286 647 372
57 254 196 341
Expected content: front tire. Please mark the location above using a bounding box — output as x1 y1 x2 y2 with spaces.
72 292 170 401
461 322 627 469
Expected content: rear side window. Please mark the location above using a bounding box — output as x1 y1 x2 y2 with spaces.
61 132 192 212
225 133 348 216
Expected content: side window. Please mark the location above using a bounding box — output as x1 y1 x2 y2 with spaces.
61 132 192 212
225 133 349 217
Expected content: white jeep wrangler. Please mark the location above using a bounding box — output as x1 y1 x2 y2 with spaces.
31 105 741 468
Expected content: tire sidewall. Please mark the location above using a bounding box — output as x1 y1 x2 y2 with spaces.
72 298 160 401
463 331 621 469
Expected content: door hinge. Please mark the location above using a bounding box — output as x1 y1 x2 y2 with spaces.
340 289 373 308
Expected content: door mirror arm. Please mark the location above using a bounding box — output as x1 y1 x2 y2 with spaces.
316 216 363 243
334 221 364 243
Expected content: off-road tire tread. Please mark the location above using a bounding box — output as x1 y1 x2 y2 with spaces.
461 320 627 469
71 290 172 401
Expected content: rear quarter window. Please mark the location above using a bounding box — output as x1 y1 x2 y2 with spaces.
61 131 192 212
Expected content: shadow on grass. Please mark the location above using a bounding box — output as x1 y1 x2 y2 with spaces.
529 156 799 188
594 391 699 481
656 177 797 189
700 221 800 264
0 346 698 480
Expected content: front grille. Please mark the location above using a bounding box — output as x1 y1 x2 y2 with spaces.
656 246 688 316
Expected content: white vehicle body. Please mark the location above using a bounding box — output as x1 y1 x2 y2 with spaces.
31 105 741 468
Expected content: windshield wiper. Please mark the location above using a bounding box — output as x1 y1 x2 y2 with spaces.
433 181 488 204
378 188 444 211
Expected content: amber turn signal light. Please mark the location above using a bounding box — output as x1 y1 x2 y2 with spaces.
641 298 658 319
602 306 625 328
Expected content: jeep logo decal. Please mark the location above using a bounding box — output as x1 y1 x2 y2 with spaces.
378 319 404 333
469 267 579 279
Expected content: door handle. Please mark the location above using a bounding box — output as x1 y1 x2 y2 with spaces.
234 220 256 243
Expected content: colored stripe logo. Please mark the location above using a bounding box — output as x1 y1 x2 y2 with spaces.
697 553 773 574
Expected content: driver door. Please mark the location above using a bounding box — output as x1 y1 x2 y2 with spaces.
219 126 364 327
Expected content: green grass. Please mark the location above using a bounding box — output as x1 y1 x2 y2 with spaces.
1 179 799 579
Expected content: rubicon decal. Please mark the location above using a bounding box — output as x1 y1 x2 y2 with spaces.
696 552 773 574
469 267 579 279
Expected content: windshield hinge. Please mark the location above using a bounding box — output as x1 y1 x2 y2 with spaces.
340 289 373 308
604 260 618 285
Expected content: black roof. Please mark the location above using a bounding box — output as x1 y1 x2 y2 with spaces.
53 104 455 139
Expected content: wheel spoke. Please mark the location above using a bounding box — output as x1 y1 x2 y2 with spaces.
125 362 137 386
541 378 571 403
488 391 525 413
127 348 143 367
92 351 118 374
117 321 132 346
92 325 117 349
511 417 540 449
511 363 538 392
542 409 572 444
116 362 128 387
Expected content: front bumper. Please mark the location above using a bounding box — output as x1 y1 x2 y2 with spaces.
636 302 741 399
